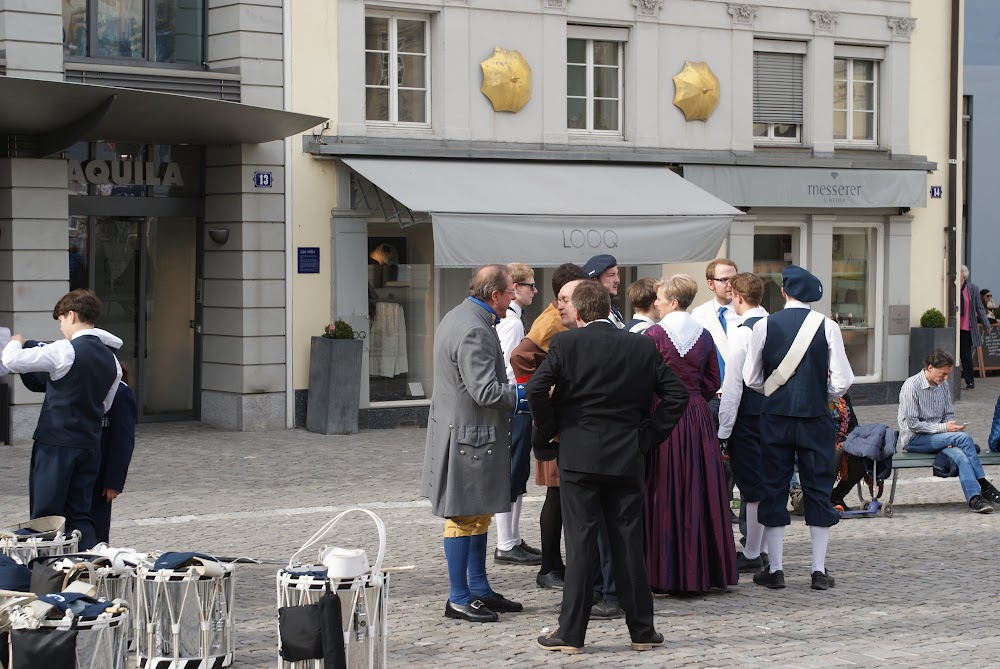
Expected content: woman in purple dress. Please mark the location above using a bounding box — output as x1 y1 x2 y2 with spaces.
643 274 738 593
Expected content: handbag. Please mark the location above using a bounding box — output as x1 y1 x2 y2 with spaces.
9 617 79 669
28 557 96 597
932 450 959 478
277 581 347 667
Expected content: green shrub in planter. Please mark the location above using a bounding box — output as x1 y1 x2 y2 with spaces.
323 320 354 340
919 308 946 329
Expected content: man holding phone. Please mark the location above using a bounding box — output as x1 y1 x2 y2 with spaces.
898 349 1000 513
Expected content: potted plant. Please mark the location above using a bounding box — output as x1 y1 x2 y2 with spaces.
306 320 363 435
909 307 958 393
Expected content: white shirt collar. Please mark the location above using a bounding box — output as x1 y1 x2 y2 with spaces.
584 318 613 327
714 298 734 312
635 314 655 323
507 302 523 318
659 311 703 356
71 328 100 340
783 299 810 310
739 306 768 322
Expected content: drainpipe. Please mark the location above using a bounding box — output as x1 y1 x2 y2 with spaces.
284 0 294 428
947 0 960 326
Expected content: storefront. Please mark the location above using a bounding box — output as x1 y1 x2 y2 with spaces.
684 164 929 400
306 153 741 425
1 76 324 437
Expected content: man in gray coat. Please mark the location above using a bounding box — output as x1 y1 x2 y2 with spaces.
421 264 528 623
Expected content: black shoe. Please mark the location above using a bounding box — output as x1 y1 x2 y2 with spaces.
966 383 975 390
810 570 835 590
970 495 994 513
474 592 523 613
752 568 785 589
536 630 582 655
536 570 565 590
590 598 624 619
980 482 1000 504
736 552 763 573
444 599 498 622
520 540 542 555
630 631 665 652
494 544 543 566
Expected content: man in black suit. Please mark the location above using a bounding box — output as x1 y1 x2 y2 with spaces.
526 281 689 654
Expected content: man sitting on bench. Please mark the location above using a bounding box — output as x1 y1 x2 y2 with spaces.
898 349 1000 513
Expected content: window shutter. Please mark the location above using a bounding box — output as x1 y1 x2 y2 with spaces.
753 52 804 124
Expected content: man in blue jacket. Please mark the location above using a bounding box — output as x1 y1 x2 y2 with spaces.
1 290 121 550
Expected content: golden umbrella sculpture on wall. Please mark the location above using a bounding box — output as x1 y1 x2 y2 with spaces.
480 47 532 113
672 60 721 122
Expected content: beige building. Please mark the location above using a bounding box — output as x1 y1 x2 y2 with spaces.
282 0 953 432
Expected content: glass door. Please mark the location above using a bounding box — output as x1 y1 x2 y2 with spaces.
70 215 198 420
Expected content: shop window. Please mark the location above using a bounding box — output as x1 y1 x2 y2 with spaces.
832 228 879 378
365 13 429 125
834 58 878 144
752 229 801 314
753 49 804 144
567 36 624 135
63 0 205 66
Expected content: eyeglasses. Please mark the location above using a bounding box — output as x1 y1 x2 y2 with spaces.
516 282 537 291
710 277 732 283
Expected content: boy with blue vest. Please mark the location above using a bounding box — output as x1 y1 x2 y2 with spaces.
1 290 122 550
743 266 854 591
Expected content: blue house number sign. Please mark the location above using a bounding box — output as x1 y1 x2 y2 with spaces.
253 171 273 188
930 186 942 199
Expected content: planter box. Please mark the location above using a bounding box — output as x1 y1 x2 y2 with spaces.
306 337 363 435
909 327 959 401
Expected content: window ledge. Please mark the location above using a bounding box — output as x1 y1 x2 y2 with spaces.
365 124 435 139
833 144 885 153
568 131 626 144
65 60 239 81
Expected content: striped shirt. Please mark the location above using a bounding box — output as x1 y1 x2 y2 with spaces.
897 371 954 447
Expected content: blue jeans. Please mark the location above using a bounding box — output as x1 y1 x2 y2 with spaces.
905 431 985 502
989 396 1000 452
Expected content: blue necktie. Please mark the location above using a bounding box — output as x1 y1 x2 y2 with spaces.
717 306 728 380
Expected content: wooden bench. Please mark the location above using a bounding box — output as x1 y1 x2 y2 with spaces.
858 450 1000 516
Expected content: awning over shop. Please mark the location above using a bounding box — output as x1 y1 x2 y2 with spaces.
0 76 327 153
684 165 928 209
342 157 741 268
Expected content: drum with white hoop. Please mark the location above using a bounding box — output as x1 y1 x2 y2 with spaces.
135 562 236 669
276 508 390 669
38 609 130 669
0 516 80 564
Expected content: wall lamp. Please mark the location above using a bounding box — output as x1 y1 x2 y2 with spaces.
208 229 230 245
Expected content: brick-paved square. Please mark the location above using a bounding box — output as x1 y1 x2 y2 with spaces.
3 380 1000 668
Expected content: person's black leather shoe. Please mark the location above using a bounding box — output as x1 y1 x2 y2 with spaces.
980 482 1000 504
966 382 975 390
970 495 994 513
752 568 785 589
810 570 836 590
536 570 564 590
520 540 542 555
736 552 763 573
536 630 582 654
444 599 498 623
630 631 665 651
475 592 523 613
494 544 543 566
590 598 624 619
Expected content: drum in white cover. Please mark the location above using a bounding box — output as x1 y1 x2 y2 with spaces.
276 508 390 669
135 561 235 669
0 516 80 564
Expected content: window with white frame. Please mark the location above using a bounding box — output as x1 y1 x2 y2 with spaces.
567 34 624 135
752 49 804 143
365 13 429 125
833 58 878 144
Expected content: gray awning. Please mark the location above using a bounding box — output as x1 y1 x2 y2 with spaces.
684 165 928 208
0 76 327 153
342 157 741 268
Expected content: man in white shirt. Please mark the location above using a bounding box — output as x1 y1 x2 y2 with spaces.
1 290 122 550
743 265 854 591
691 258 741 510
717 273 768 573
494 262 542 566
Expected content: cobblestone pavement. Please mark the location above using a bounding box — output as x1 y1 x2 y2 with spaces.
3 379 1000 668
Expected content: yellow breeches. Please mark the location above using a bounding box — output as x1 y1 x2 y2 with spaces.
443 514 493 537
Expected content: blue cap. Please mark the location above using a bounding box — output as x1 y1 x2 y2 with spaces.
781 265 823 303
583 254 617 279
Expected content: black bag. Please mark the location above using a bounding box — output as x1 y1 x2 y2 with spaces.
319 588 346 669
932 450 959 478
10 618 79 669
28 556 93 596
277 603 323 662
